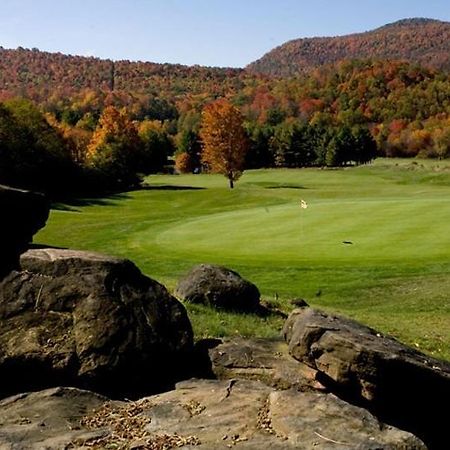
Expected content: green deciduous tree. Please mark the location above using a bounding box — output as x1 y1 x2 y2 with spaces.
138 120 174 174
0 99 75 194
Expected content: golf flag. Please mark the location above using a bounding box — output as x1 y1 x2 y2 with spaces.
300 199 308 209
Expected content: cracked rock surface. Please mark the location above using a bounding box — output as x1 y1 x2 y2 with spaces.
207 337 324 391
0 379 424 449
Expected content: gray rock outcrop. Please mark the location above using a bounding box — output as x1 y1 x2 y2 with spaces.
283 307 450 449
0 248 194 399
0 185 49 277
175 264 260 311
0 380 425 449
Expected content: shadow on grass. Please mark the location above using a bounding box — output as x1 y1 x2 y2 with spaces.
188 302 287 319
255 302 288 319
51 193 131 211
248 181 307 190
140 184 205 191
266 184 307 190
50 185 204 212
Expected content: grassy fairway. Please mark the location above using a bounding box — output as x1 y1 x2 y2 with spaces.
36 159 450 360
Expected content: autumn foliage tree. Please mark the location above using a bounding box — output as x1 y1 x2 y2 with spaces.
86 106 142 189
200 99 248 188
174 152 193 174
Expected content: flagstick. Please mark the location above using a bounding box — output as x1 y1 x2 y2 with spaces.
299 199 307 241
300 208 304 239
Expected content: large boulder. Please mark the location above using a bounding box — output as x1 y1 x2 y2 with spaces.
283 307 450 449
175 264 260 311
0 185 49 278
0 380 425 449
0 248 194 399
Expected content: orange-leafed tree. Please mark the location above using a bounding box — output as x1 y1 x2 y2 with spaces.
174 152 193 174
86 106 142 188
200 98 248 188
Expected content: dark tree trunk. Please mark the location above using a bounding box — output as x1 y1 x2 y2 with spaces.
229 177 234 189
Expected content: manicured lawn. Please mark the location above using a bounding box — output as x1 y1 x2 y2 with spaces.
36 159 450 360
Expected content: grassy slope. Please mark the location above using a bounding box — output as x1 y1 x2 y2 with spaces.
36 159 450 360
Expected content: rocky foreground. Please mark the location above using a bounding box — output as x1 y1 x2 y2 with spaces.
0 184 449 449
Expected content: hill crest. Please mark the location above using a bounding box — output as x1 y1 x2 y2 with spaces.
247 17 450 77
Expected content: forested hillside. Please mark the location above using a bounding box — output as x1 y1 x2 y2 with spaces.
1 23 449 196
0 46 244 115
247 18 450 76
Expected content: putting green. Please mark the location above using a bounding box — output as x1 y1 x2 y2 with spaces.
150 198 450 264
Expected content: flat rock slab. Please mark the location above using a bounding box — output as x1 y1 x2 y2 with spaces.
207 337 324 391
0 387 110 450
268 389 425 449
283 307 450 448
143 379 423 449
0 380 424 449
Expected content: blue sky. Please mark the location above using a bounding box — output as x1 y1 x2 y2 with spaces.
1 0 449 67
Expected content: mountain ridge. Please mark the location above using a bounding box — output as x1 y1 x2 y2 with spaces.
247 17 450 77
0 17 449 112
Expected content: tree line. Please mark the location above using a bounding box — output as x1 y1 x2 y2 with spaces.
1 49 449 163
0 96 377 194
1 57 449 194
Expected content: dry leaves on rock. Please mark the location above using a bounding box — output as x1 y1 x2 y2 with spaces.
70 399 200 450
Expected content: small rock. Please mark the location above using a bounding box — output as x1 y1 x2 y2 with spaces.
175 264 260 312
208 337 328 391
